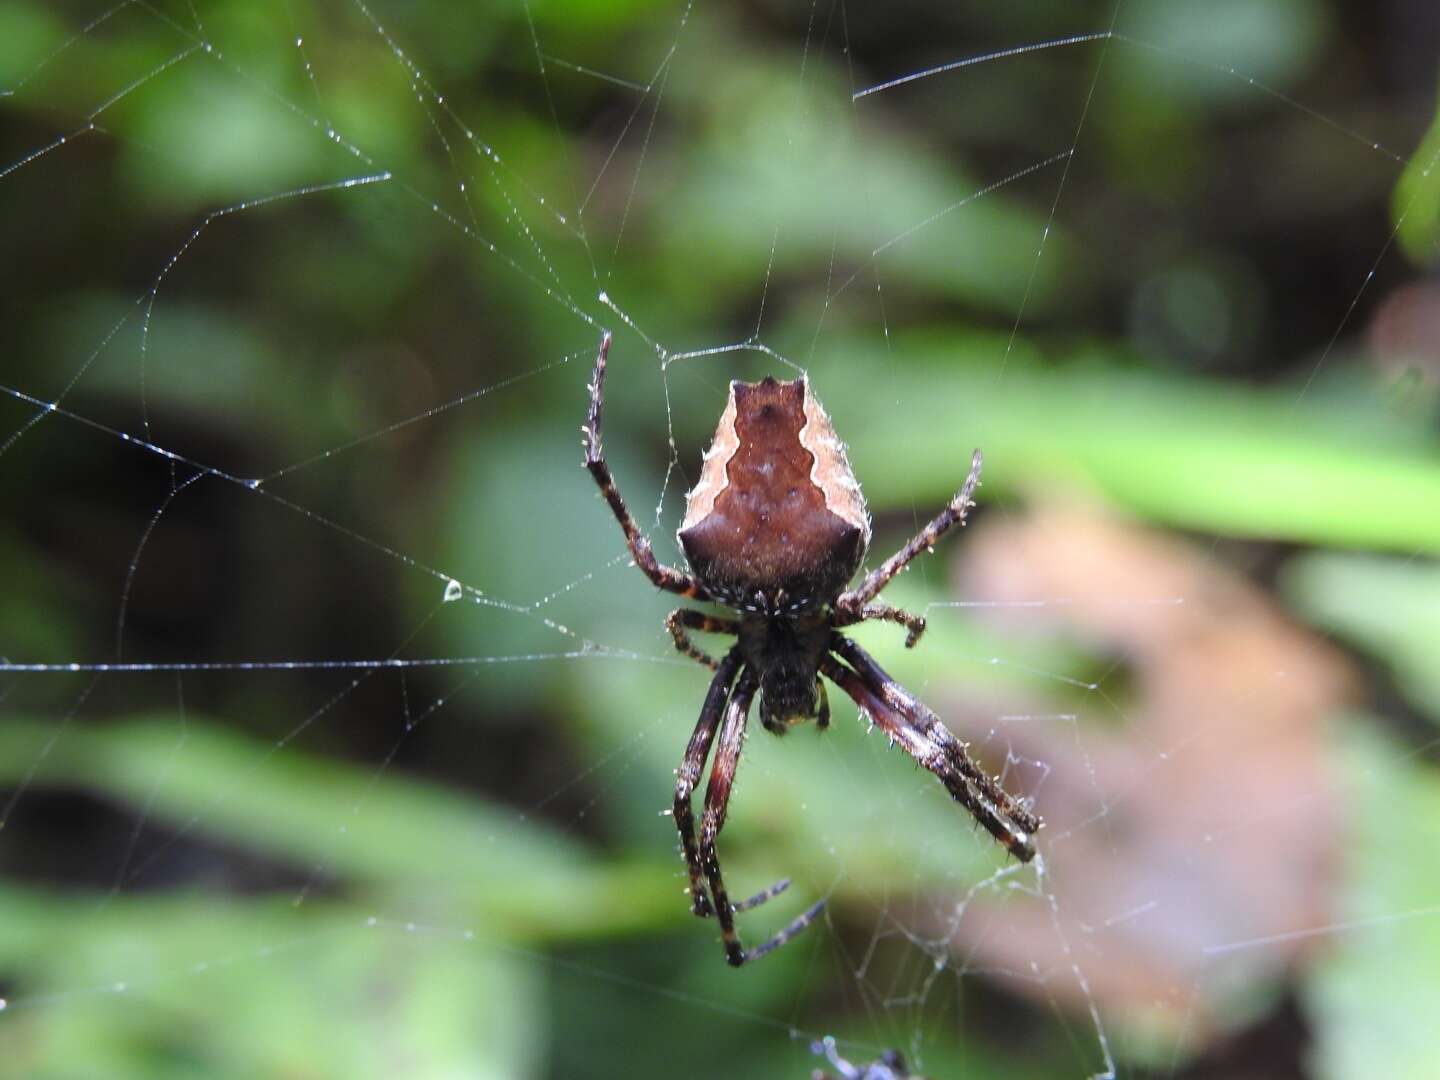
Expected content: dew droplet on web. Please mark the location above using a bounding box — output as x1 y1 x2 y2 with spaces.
443 578 463 602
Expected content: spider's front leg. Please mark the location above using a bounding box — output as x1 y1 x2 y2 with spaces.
666 608 739 671
698 667 826 966
836 448 984 617
833 600 927 648
582 331 707 598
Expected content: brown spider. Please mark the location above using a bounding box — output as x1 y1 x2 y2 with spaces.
582 331 1040 967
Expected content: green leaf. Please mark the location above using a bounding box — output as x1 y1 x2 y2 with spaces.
0 887 542 1080
0 714 675 937
1282 553 1440 726
1305 724 1440 1079
1394 91 1440 267
805 334 1440 554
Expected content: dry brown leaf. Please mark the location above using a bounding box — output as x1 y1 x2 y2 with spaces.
937 501 1357 1046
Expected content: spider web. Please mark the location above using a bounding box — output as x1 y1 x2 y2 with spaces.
3 1 1439 1077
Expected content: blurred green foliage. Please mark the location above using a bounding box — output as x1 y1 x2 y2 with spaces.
3 0 1440 1078
1305 727 1440 1080
1285 555 1440 728
1395 95 1440 266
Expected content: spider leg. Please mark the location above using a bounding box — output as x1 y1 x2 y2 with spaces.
823 634 1039 861
583 331 708 599
674 649 742 917
836 449 983 614
699 666 826 966
833 600 927 648
666 608 740 670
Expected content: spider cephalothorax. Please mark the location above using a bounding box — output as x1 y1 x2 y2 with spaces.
582 331 1040 967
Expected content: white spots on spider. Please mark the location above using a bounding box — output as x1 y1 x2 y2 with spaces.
705 578 820 616
442 578 462 603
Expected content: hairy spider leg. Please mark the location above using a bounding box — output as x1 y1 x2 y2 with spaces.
700 667 826 966
836 448 984 619
823 635 1039 862
834 600 927 648
674 650 742 917
671 654 805 926
583 331 708 599
666 608 740 670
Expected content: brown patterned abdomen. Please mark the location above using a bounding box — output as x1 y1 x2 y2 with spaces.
678 377 866 609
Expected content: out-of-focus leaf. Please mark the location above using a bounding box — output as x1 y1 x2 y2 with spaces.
122 67 332 206
0 887 542 1080
0 1 64 79
1119 0 1330 106
806 334 1440 554
1282 553 1440 726
0 714 674 937
934 502 1351 1063
655 34 1077 317
1394 92 1440 267
1305 725 1440 1080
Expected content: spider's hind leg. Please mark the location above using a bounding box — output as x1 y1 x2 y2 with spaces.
700 667 826 966
675 651 742 918
822 634 1039 862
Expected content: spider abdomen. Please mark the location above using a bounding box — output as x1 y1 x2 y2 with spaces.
678 376 870 611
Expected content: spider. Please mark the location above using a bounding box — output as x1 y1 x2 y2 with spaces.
582 331 1040 967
